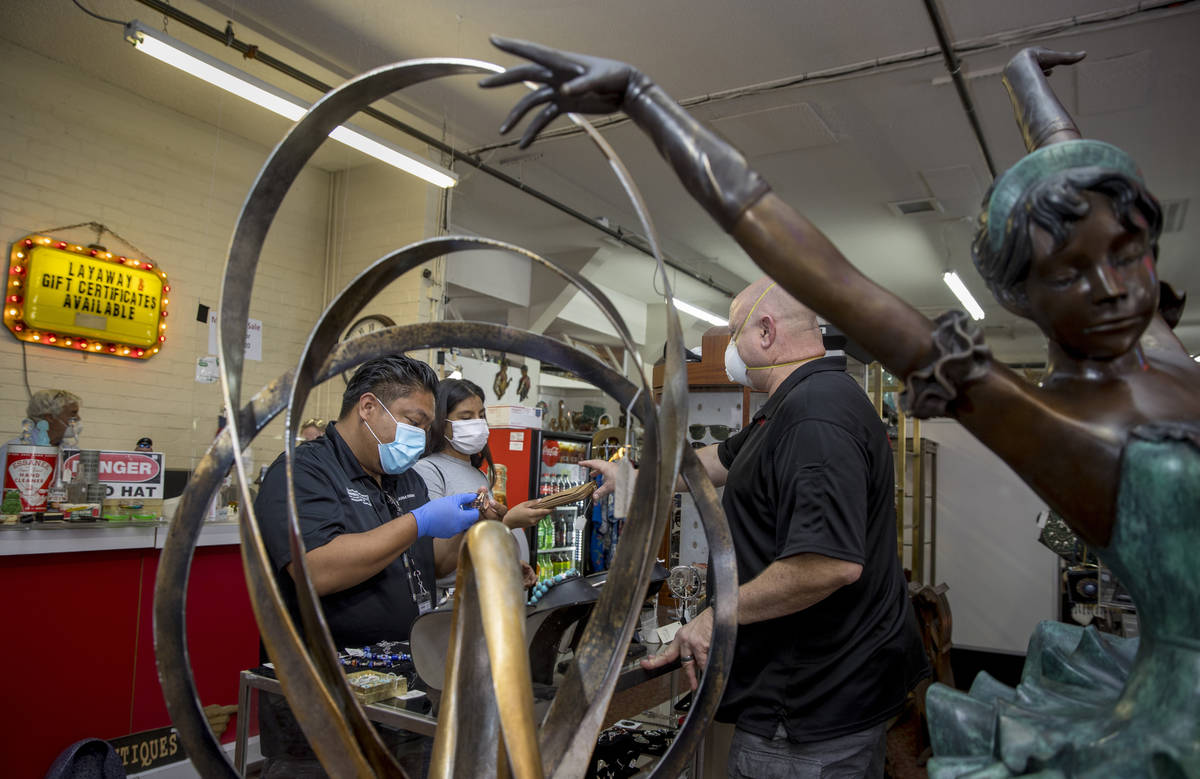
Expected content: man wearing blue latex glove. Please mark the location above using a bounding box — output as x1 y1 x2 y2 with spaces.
412 491 481 537
254 355 482 777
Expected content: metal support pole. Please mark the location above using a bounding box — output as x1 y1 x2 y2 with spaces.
896 405 907 562
912 420 924 584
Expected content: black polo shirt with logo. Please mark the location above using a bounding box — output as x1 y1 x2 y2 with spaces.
254 421 435 649
715 356 928 742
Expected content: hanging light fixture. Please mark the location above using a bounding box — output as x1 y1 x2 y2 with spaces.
942 271 985 321
672 298 728 327
124 20 458 188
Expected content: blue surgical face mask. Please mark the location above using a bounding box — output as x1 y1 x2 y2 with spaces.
363 395 426 475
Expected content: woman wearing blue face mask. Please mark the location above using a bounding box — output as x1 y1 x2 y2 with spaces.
414 378 550 595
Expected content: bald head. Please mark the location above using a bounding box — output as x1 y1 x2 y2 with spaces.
730 277 821 344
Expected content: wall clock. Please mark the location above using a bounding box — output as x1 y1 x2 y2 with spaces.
342 314 396 382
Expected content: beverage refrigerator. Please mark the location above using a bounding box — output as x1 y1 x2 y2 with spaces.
486 426 593 579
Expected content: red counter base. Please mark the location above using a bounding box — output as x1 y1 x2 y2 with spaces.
0 544 260 777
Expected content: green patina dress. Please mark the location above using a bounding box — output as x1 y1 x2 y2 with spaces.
926 422 1200 778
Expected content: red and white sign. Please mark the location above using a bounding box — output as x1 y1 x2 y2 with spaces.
3 445 59 511
541 440 559 468
61 449 166 499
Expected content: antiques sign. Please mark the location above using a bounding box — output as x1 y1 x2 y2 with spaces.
5 233 170 359
108 726 184 772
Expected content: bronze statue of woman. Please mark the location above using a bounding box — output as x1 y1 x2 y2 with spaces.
483 40 1200 777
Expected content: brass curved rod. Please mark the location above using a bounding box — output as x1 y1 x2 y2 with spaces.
509 111 691 770
326 324 731 778
159 322 632 777
649 445 739 778
155 373 374 777
158 320 730 777
203 48 699 779
228 319 671 777
154 374 294 778
285 314 666 777
216 58 502 415
272 237 664 776
431 521 543 779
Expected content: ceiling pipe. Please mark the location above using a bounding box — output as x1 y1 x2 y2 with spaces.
921 0 999 179
128 0 737 297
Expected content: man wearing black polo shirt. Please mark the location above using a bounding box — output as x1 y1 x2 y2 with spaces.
641 278 928 777
254 355 483 777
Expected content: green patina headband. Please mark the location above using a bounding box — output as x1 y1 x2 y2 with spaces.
985 139 1143 253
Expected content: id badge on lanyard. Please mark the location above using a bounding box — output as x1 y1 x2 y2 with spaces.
385 491 433 614
402 553 433 614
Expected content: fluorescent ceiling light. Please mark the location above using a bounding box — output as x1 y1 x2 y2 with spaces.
124 20 457 188
673 298 728 327
943 271 985 321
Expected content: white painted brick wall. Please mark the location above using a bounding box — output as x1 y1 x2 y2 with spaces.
0 38 436 474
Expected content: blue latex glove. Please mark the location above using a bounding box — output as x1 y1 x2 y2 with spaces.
411 492 480 538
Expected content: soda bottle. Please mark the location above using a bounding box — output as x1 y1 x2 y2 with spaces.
492 463 507 506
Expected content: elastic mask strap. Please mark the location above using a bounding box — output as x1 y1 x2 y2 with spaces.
362 393 396 444
746 353 822 372
363 418 385 445
732 282 777 341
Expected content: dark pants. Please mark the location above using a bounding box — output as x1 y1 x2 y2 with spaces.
727 721 887 779
259 691 432 778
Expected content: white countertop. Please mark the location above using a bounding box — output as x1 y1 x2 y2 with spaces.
0 521 242 556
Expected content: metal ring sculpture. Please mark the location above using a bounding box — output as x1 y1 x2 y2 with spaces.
155 58 737 778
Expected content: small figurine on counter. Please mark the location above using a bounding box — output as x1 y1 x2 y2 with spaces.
32 420 50 447
136 437 154 451
18 418 35 444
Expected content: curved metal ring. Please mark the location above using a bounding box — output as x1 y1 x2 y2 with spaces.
161 315 735 776
274 232 661 777
155 54 734 779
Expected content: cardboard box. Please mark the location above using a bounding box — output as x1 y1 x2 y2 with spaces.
485 405 543 429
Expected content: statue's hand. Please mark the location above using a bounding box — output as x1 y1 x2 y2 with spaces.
1010 46 1086 78
481 36 646 148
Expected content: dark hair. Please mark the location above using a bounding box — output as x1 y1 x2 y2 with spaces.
426 378 495 484
972 168 1163 313
339 355 439 418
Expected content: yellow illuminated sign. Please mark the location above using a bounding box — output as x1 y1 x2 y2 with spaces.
5 234 171 359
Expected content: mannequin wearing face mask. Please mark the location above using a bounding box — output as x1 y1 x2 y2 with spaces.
413 378 551 595
1 389 82 473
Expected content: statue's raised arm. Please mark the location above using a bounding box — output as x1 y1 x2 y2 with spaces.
484 39 1198 552
484 35 935 378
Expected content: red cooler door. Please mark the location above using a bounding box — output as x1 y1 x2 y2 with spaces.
486 426 536 506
